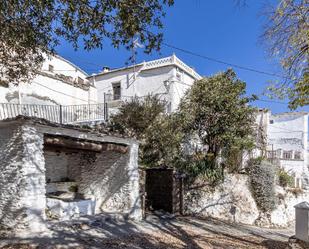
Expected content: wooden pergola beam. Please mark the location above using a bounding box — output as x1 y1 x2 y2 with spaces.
44 136 128 154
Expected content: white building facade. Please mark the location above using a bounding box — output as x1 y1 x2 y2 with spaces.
88 54 201 113
0 55 102 124
0 54 97 106
266 112 309 187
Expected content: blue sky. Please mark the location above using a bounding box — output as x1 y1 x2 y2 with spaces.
56 0 308 114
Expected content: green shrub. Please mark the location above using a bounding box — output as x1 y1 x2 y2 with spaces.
177 153 224 185
278 169 294 188
247 159 277 212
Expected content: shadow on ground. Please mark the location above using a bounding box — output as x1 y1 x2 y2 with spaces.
0 214 292 249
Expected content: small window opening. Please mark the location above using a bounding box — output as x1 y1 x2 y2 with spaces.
113 82 121 100
48 64 54 72
294 151 302 160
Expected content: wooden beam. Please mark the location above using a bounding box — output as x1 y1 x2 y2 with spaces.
44 137 103 152
44 136 128 154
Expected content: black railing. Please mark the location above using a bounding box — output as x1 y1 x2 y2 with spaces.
0 103 106 124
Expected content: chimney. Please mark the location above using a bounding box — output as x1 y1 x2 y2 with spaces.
102 66 110 73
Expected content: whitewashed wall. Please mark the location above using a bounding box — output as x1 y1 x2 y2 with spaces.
0 119 142 233
185 173 309 228
267 113 308 177
0 121 46 232
0 55 98 106
93 66 173 102
91 56 199 112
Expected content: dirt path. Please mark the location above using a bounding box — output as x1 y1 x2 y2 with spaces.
0 215 293 249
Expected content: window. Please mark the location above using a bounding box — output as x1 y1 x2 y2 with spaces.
294 151 302 160
48 64 54 72
112 82 121 100
269 120 274 124
283 151 292 159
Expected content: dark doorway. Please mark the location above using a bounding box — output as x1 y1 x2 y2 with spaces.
145 168 176 213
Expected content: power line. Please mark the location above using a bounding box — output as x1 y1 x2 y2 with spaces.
32 81 98 104
162 42 290 80
253 99 288 105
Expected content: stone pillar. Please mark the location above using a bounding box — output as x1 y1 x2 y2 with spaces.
0 122 46 233
294 201 309 242
128 142 142 220
21 125 46 232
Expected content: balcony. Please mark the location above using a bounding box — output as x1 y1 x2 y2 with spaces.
0 103 107 124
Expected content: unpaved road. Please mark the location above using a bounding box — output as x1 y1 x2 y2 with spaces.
0 215 293 249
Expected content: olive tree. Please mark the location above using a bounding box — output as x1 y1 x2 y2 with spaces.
178 69 256 174
0 0 174 86
263 0 308 109
108 95 183 167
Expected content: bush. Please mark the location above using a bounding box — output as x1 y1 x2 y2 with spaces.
177 152 224 185
278 169 294 188
247 159 277 212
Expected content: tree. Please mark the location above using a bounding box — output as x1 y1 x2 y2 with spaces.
108 95 166 139
0 0 174 86
178 69 256 172
141 114 184 168
263 0 308 109
108 95 183 168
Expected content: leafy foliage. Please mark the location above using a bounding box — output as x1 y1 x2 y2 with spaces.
222 146 244 173
178 69 256 174
0 0 174 85
177 152 224 184
141 113 184 168
109 95 183 168
109 71 256 180
247 159 277 212
109 95 166 139
263 0 308 109
278 169 294 188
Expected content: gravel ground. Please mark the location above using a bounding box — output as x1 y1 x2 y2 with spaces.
0 214 294 249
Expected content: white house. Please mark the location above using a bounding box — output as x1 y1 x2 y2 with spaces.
0 54 97 106
87 54 202 113
266 112 309 187
0 54 101 124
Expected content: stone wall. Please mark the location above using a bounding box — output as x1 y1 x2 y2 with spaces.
185 174 259 225
44 147 139 216
45 150 70 182
79 151 130 213
0 119 142 233
185 173 309 227
0 122 46 232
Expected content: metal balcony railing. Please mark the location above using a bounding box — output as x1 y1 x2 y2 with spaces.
0 103 107 124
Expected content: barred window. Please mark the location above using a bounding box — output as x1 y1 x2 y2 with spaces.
283 151 292 159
